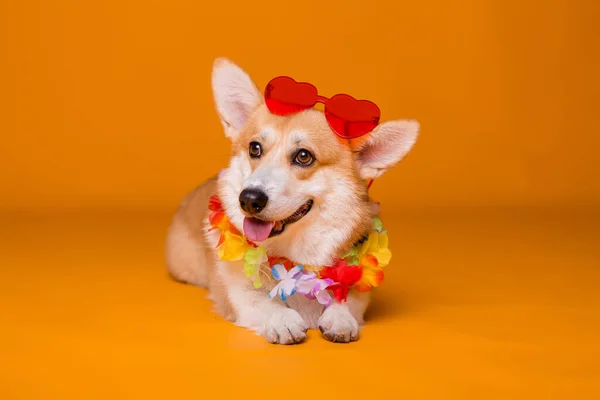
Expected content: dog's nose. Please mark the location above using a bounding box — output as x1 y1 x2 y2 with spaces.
239 188 269 214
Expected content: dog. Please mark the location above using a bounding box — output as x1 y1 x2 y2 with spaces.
165 58 419 344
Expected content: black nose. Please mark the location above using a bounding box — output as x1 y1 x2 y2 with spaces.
239 188 269 214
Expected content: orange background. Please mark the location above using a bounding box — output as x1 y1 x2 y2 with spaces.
1 0 599 211
1 1 600 399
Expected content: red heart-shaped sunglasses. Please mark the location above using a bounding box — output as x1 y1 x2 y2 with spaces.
264 76 381 139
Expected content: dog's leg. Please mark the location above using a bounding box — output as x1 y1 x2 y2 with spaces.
218 261 309 345
318 291 370 343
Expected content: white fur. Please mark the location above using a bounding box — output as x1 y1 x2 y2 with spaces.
206 226 370 342
214 141 372 343
356 120 420 180
211 58 261 138
219 152 365 266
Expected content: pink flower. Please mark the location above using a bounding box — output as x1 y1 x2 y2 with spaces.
295 272 334 306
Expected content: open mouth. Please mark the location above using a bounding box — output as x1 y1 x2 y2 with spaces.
243 199 313 242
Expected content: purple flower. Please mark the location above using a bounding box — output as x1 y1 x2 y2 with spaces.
295 272 334 306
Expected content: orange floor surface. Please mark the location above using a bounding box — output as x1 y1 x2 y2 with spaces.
2 207 599 399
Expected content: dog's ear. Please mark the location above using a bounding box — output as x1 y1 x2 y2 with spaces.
211 58 262 139
355 120 419 180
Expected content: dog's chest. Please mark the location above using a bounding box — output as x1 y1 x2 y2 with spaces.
282 293 325 329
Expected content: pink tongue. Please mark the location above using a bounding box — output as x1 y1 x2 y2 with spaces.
243 218 275 242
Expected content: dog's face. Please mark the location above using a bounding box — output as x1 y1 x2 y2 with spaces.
212 58 418 266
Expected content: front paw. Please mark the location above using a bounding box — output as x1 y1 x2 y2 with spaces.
261 308 309 345
318 305 360 343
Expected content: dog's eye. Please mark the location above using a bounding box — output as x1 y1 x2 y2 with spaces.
249 142 262 158
294 149 314 166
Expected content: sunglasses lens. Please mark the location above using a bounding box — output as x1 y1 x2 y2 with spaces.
265 76 318 116
325 94 380 139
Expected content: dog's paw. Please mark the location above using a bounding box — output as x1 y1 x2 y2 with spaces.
318 306 360 343
260 308 309 345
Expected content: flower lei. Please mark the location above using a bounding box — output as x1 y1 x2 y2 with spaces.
208 195 391 306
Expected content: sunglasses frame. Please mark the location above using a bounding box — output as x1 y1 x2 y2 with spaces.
264 76 381 140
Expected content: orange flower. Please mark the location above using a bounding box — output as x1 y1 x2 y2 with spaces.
354 254 385 292
353 227 391 292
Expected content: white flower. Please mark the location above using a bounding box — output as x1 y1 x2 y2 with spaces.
268 264 304 301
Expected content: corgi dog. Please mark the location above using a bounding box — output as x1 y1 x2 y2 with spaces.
165 58 419 344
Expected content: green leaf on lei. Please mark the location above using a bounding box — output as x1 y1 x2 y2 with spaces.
342 247 357 259
245 246 266 264
244 246 266 287
243 261 256 278
346 254 359 266
342 247 359 265
372 217 384 233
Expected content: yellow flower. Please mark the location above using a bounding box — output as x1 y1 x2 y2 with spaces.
354 230 392 291
358 231 391 267
371 232 391 267
218 230 251 261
